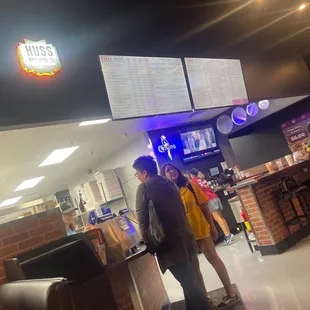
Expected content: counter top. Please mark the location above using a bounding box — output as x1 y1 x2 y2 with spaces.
125 244 147 263
233 178 258 189
107 244 148 268
256 161 308 180
234 161 309 189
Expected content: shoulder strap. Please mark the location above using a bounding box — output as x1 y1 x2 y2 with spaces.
187 182 199 205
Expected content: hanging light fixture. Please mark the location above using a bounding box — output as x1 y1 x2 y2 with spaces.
258 100 270 110
217 115 234 134
246 102 259 116
231 107 247 125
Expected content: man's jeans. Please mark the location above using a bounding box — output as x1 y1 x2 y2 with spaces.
169 260 212 310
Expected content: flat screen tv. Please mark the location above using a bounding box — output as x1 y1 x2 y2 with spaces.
180 126 220 162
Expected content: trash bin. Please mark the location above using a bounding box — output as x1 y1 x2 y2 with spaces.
228 196 244 224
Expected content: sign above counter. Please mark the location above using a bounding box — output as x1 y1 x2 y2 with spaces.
99 56 192 120
281 112 310 145
185 58 248 109
16 39 62 76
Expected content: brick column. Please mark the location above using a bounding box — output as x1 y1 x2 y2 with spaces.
237 186 275 246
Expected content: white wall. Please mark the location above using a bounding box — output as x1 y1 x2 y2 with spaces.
69 133 150 213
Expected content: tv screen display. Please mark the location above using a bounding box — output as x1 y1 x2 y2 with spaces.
180 127 217 156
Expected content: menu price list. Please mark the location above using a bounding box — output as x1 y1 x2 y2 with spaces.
99 56 192 120
185 58 248 109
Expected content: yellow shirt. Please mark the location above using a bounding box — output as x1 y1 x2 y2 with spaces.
180 181 210 240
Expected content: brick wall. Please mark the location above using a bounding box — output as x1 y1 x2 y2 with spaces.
107 252 169 310
107 263 135 310
237 161 310 247
253 162 310 244
129 253 167 310
237 187 275 246
0 209 66 284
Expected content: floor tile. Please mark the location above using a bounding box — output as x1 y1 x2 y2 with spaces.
162 233 310 310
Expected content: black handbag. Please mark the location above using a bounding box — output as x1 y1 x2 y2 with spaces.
145 185 165 255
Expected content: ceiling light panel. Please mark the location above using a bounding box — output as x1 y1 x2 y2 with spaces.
39 146 79 167
14 176 45 191
79 119 111 126
0 196 23 207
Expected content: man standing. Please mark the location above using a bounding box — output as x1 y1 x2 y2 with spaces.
190 168 234 245
133 156 212 310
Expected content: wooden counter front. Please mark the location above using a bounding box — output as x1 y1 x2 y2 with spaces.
235 161 310 255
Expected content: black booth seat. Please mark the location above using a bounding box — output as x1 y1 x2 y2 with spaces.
0 278 76 310
3 234 117 310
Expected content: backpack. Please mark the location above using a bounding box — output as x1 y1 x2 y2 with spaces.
187 182 199 205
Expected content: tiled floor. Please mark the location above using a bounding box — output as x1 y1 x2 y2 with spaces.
162 233 310 310
171 284 245 310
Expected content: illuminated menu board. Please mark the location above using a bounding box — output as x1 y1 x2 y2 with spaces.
185 58 248 109
99 56 192 120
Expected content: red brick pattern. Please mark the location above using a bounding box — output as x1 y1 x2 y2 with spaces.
238 161 310 247
107 264 135 310
107 253 168 310
129 253 167 310
0 209 66 284
237 187 274 246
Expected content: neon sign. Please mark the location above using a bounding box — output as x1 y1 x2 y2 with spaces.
158 136 176 161
16 39 62 76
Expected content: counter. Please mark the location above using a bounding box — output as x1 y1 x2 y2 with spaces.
91 213 170 310
107 246 169 310
234 161 310 255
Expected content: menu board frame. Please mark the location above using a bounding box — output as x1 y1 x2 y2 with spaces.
99 55 193 120
184 57 249 110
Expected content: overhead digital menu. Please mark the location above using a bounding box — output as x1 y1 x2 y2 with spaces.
185 58 248 109
99 56 192 120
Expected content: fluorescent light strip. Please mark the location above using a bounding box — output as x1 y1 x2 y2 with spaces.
0 196 23 207
15 176 45 192
79 119 111 126
39 146 79 167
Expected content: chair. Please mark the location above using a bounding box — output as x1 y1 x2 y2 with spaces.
275 185 310 234
0 278 76 310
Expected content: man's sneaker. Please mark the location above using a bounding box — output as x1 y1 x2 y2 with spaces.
225 234 234 245
217 294 240 309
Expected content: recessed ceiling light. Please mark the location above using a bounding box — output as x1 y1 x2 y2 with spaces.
14 176 45 192
39 146 79 167
0 196 23 207
299 4 306 10
79 119 111 126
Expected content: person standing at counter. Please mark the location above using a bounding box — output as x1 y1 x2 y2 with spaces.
161 163 239 309
57 202 78 236
190 168 234 245
133 156 212 310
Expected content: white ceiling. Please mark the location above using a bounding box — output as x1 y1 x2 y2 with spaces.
0 122 139 209
0 97 304 212
0 107 228 211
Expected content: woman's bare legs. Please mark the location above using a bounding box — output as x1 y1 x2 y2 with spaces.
212 210 230 236
197 236 235 297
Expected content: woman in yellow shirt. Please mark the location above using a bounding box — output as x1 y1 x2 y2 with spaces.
161 163 238 309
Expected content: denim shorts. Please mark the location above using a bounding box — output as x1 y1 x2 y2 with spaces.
207 197 224 213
